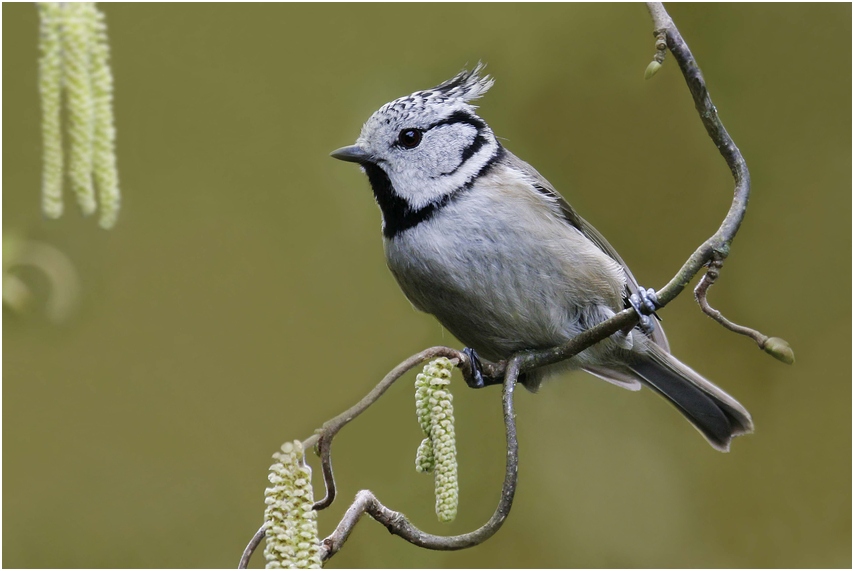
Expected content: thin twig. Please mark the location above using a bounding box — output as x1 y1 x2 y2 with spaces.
646 2 790 361
693 257 793 364
240 355 520 565
310 346 465 511
644 2 750 308
238 525 266 569
319 356 521 560
693 256 767 346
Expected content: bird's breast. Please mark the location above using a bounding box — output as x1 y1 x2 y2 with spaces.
384 176 626 360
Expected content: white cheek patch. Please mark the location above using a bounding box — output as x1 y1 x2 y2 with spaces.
387 131 498 211
422 124 477 176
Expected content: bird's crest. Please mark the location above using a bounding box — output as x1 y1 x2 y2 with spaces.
370 64 494 123
422 63 494 106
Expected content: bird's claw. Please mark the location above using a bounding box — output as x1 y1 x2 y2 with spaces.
463 347 486 388
629 287 660 335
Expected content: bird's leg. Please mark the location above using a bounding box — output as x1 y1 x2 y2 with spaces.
462 347 502 389
628 287 660 335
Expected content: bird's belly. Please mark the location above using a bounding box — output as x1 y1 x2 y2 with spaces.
385 205 623 362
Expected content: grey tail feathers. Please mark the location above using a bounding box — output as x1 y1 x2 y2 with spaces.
628 344 754 452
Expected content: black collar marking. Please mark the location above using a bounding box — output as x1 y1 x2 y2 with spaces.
367 144 506 239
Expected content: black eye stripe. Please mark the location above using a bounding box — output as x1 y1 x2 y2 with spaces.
426 110 487 132
393 111 485 151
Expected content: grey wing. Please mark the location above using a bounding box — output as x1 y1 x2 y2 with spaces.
501 149 670 353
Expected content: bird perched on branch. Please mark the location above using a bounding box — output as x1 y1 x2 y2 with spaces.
331 65 752 451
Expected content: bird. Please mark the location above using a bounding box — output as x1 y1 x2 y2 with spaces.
330 65 753 452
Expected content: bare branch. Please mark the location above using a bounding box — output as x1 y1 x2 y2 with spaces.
694 257 795 364
239 356 520 566
645 2 750 307
238 525 266 569
310 346 465 511
319 357 521 560
644 2 792 362
693 257 764 343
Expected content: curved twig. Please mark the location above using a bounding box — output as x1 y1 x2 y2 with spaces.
645 2 750 307
693 257 794 363
239 355 520 566
645 2 790 361
319 356 521 559
310 346 465 511
693 256 767 344
238 525 266 569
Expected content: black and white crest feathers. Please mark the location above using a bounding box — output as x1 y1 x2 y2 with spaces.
420 63 494 107
367 64 494 124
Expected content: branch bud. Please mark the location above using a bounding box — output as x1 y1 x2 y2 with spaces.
644 60 662 80
762 337 795 364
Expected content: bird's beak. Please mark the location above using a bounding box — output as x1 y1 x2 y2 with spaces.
330 145 373 164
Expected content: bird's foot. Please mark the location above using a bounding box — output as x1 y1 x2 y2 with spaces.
462 347 502 389
628 287 660 335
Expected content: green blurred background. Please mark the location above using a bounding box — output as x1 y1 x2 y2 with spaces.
3 3 851 568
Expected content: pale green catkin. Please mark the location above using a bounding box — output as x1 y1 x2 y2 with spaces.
37 2 64 219
89 5 120 229
61 2 97 216
264 441 323 569
429 372 458 523
414 369 435 472
414 358 459 522
415 437 434 473
37 2 121 226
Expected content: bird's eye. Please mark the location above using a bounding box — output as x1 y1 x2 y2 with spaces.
398 129 422 149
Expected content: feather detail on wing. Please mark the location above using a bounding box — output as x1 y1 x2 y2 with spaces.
501 148 670 353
